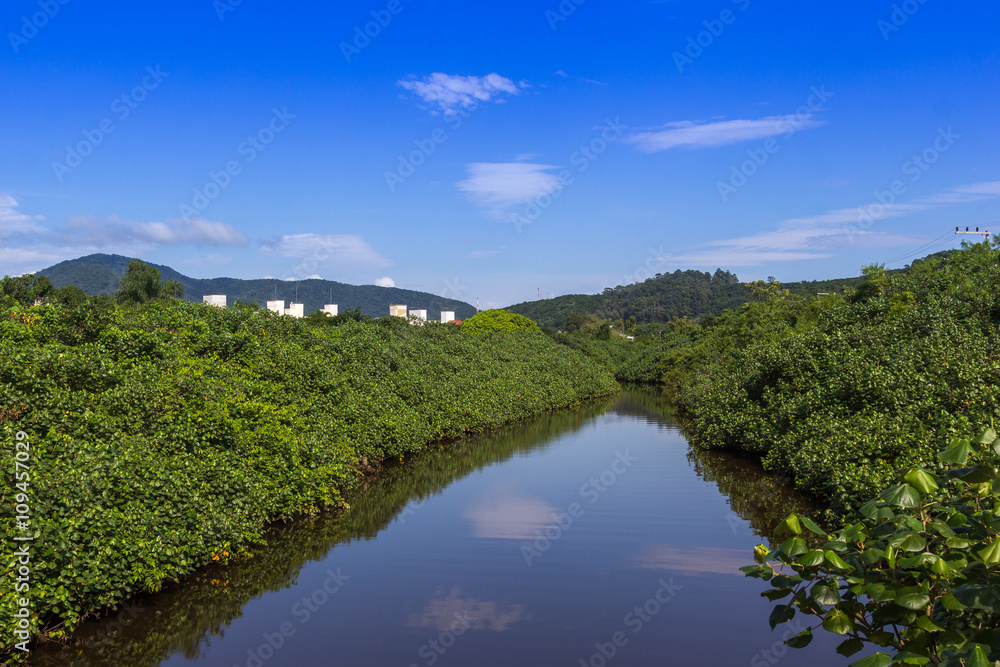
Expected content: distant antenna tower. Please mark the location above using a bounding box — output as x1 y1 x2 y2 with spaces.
956 226 991 242
537 287 540 301
476 296 480 314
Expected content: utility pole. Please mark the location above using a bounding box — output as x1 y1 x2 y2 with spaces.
956 226 991 242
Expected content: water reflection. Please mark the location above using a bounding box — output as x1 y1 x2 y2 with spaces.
405 587 525 632
634 544 750 576
26 398 614 666
27 389 830 667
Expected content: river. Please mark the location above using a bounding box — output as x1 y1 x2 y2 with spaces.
29 388 850 666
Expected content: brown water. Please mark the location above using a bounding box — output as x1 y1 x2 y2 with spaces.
28 388 850 666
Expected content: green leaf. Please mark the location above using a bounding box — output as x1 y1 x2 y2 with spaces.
822 608 854 635
781 536 808 557
968 645 991 667
899 533 928 552
895 587 931 610
776 514 803 537
881 484 921 508
914 616 945 632
938 439 974 465
836 637 864 657
941 593 966 611
978 538 1000 566
866 583 896 603
811 582 841 605
904 468 940 495
799 516 827 536
974 428 997 445
769 604 794 630
786 629 813 649
824 550 850 570
945 536 971 549
849 653 892 667
799 550 826 567
762 587 793 601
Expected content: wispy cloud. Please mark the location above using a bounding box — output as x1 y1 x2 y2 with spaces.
260 233 393 271
653 181 1000 268
0 195 250 275
398 73 523 116
628 115 824 153
457 163 561 215
0 195 45 236
464 246 507 259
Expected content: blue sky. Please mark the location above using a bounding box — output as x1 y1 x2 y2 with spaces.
2 1 998 308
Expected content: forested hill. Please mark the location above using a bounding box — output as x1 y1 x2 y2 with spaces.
37 254 476 319
505 268 866 329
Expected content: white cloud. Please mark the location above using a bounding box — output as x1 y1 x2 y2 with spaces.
457 163 561 214
0 195 44 236
260 234 393 271
399 73 522 116
59 214 248 247
374 276 396 288
653 181 1000 269
464 494 558 540
628 115 823 153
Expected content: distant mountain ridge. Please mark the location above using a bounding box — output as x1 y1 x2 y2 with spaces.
37 254 477 319
504 253 954 329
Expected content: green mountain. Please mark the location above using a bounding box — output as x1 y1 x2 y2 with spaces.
505 267 871 329
37 254 476 319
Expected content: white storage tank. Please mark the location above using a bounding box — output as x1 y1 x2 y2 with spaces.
203 295 227 308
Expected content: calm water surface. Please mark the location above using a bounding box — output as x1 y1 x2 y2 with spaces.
32 389 852 666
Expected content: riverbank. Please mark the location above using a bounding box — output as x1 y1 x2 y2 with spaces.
0 300 619 658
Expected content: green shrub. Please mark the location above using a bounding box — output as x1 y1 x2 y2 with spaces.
460 309 539 335
0 299 617 659
746 426 1000 666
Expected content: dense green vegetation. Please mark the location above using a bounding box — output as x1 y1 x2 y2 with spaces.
506 266 868 329
460 309 538 334
24 398 617 666
747 428 1000 666
658 246 1000 511
38 253 477 319
637 244 1000 664
0 294 617 658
